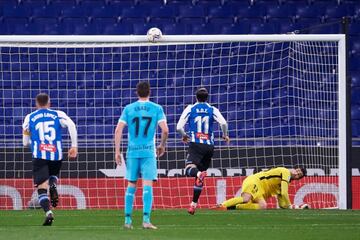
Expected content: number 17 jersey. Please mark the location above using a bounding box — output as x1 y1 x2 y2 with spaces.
119 100 166 158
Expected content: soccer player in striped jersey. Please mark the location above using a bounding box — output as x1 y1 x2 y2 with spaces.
22 93 78 226
115 81 169 230
215 167 308 210
176 87 230 215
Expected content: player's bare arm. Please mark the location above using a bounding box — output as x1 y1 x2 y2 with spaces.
114 121 126 165
22 114 31 147
157 120 169 157
213 107 230 144
176 105 191 143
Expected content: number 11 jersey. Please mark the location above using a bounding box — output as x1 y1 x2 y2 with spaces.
119 100 166 158
177 102 227 145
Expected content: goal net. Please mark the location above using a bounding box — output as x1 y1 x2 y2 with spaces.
0 35 347 210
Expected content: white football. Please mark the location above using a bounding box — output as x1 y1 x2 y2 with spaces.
147 27 162 42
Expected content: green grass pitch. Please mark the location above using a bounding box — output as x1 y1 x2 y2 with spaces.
1 209 360 240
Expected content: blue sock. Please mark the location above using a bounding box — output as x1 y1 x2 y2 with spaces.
38 189 50 213
143 185 153 223
124 186 136 225
49 175 58 186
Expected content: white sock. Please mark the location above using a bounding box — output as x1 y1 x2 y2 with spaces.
191 202 197 207
46 210 53 216
196 171 202 178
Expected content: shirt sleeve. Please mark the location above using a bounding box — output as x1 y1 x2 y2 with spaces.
22 114 30 132
57 110 78 148
176 105 192 131
280 169 291 207
212 106 227 125
118 107 128 125
157 105 166 124
22 114 31 146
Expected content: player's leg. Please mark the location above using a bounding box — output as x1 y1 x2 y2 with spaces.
184 143 204 179
140 157 157 229
188 144 214 215
221 192 252 209
124 158 140 229
184 143 204 214
235 198 267 210
220 176 262 210
32 158 53 226
48 160 62 208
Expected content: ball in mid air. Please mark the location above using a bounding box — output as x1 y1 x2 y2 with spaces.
147 27 162 42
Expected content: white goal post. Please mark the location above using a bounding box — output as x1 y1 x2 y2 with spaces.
0 34 348 210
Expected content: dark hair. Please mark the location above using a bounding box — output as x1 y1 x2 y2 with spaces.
36 93 49 107
136 81 150 98
196 88 208 102
295 166 307 179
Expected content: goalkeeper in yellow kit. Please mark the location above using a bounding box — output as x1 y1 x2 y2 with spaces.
216 167 308 210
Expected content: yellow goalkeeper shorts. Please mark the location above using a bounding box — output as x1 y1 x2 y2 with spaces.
241 175 265 201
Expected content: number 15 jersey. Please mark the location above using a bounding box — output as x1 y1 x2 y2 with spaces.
119 100 166 158
22 108 76 161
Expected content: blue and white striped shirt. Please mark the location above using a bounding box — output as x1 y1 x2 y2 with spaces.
22 108 77 161
177 102 227 145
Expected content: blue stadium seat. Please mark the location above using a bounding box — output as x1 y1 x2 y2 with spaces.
178 5 206 18
2 4 32 17
91 6 120 18
349 22 360 35
217 23 248 34
350 37 360 55
352 120 360 137
234 4 266 19
207 5 235 18
295 4 325 20
266 4 296 18
250 22 280 34
102 23 133 34
4 18 31 34
324 4 354 19
308 23 341 34
60 17 90 34
162 23 189 34
150 5 177 18
121 17 147 25
61 6 90 18
31 18 59 34
32 5 60 18
178 17 205 25
351 72 360 87
121 6 150 18
137 0 164 6
91 17 118 34
352 88 360 104
351 105 360 120
149 17 176 25
208 17 235 26
48 0 76 9
270 18 298 33
350 55 360 71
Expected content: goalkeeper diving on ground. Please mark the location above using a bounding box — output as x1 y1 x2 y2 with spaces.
214 167 309 210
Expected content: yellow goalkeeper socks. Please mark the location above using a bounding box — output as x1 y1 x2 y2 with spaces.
222 197 244 208
235 203 260 210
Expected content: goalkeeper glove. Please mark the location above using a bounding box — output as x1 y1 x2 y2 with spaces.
288 204 310 209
